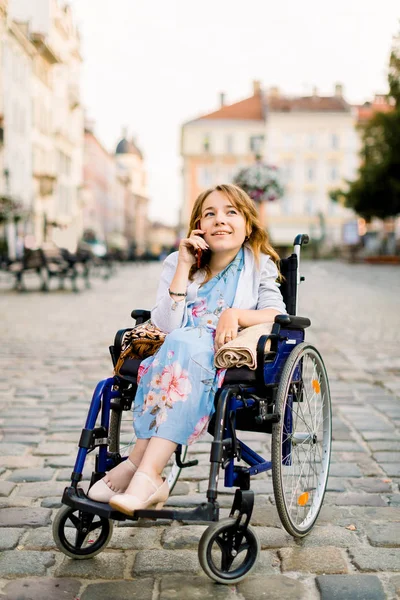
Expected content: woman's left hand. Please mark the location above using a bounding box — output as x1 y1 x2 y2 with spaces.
214 308 239 351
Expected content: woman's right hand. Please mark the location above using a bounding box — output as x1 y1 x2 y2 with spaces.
178 229 209 266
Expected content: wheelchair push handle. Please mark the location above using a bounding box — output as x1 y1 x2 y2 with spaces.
292 234 309 313
131 309 151 323
293 234 309 247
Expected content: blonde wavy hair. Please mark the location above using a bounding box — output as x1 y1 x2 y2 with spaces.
187 183 280 283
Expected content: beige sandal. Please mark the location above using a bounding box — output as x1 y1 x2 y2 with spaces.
109 471 169 516
87 458 137 503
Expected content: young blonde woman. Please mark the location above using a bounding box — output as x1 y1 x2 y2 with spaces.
88 183 287 515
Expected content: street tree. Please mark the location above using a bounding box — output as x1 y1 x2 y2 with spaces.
330 30 400 220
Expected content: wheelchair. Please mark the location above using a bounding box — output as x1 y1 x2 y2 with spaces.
53 233 332 584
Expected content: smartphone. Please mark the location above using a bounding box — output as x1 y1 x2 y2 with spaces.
195 221 203 267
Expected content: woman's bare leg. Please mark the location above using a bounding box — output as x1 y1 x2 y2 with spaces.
128 438 150 467
98 438 150 491
125 437 177 501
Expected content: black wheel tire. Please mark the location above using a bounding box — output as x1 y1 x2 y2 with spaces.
271 342 332 537
198 518 260 584
52 505 113 559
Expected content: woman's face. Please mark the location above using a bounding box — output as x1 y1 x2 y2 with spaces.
198 191 247 254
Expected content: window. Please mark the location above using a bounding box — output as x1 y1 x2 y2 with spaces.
249 135 264 154
281 196 291 215
304 194 315 215
283 134 294 149
226 134 234 154
328 199 337 216
197 166 213 188
307 133 316 149
203 134 211 153
331 134 339 149
306 162 316 181
282 161 293 182
330 165 339 181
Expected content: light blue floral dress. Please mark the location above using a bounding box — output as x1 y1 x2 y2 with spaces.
133 248 244 446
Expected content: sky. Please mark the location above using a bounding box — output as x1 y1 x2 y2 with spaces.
68 0 400 226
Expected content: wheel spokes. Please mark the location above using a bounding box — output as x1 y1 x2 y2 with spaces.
74 528 89 550
88 519 104 534
67 513 81 529
278 348 330 530
215 534 235 571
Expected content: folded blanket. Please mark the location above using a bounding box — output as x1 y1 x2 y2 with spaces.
214 323 274 370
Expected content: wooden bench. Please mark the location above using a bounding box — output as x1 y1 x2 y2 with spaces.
8 246 91 292
61 247 91 290
41 246 81 292
8 248 47 291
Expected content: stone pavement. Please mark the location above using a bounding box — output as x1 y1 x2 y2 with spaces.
0 260 399 600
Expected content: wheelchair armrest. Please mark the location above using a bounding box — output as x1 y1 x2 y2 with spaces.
131 309 151 324
112 328 133 362
274 314 311 329
110 311 151 365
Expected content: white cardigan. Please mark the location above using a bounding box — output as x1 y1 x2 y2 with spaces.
151 244 287 333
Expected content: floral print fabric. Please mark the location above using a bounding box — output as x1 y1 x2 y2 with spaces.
133 248 244 446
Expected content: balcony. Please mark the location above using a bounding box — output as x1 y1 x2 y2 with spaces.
30 32 61 65
34 173 57 197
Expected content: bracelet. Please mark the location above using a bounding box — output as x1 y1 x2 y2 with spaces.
169 288 187 297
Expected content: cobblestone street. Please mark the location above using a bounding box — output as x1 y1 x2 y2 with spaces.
0 260 399 599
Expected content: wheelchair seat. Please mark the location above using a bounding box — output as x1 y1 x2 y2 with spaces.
117 357 142 383
118 355 258 385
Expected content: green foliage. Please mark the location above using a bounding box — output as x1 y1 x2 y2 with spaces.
0 196 24 223
334 31 400 219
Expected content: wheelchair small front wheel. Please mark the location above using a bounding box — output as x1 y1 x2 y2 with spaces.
198 518 260 584
52 505 113 559
272 342 332 537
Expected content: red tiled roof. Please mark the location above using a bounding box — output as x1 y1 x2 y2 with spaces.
198 93 264 121
268 95 350 112
355 101 393 123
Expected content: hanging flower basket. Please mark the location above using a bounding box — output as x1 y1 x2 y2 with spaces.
0 196 24 224
233 161 284 203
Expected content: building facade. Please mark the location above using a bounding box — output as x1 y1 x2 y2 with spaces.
115 132 150 256
83 125 118 243
265 85 357 246
147 221 177 256
30 30 60 249
1 1 151 259
2 18 35 258
8 0 84 252
180 81 266 229
83 124 127 252
180 82 362 248
0 0 7 210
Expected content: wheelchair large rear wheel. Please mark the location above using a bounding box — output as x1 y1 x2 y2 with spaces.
109 404 187 493
271 342 331 537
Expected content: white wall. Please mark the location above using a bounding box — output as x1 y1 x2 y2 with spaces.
8 0 50 31
265 111 358 222
182 119 265 156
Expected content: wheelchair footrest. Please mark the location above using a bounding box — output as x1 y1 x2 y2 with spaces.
62 486 219 523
